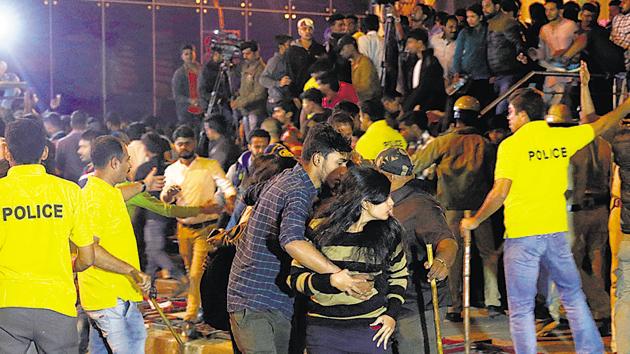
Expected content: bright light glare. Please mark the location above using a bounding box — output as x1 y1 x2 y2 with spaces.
0 7 19 49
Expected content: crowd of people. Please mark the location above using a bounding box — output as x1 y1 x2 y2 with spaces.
1 0 630 353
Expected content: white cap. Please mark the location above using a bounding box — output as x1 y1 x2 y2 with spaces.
297 18 314 29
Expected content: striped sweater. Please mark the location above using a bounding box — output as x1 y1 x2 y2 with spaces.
287 229 408 326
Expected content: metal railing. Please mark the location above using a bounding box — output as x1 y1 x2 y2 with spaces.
479 70 625 116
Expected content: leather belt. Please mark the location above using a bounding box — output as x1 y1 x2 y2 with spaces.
570 195 610 212
180 220 217 230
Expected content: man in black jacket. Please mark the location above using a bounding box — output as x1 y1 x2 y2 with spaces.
289 18 327 93
572 2 625 114
483 0 526 116
326 14 352 84
402 29 446 114
260 35 295 115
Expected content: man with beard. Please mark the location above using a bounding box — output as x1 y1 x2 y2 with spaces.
77 130 101 186
345 14 363 39
231 41 267 140
430 15 459 82
78 136 152 353
161 125 236 322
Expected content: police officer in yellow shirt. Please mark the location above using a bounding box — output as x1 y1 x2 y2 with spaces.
461 87 630 353
0 119 95 353
77 136 152 354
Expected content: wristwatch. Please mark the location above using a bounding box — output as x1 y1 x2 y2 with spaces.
139 181 147 193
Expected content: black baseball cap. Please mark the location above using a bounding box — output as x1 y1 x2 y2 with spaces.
375 148 414 177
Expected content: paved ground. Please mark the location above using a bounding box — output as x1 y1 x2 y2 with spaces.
146 280 614 353
440 308 613 353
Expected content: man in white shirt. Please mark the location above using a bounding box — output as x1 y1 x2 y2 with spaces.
357 14 384 79
430 15 458 82
161 125 236 321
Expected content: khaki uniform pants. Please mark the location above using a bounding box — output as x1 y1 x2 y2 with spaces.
445 210 501 313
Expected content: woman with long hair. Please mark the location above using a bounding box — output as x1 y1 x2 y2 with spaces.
288 166 408 354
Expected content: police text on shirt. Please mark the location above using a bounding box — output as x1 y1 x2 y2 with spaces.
2 204 63 221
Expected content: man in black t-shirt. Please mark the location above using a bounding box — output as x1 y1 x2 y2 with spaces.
375 148 458 354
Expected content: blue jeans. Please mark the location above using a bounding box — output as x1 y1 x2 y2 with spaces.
504 232 603 354
86 299 147 354
493 74 517 116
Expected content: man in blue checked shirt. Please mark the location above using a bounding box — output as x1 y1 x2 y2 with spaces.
227 124 372 353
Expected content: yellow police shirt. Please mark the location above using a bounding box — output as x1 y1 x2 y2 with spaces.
0 164 93 317
303 77 319 92
77 176 142 310
355 120 408 160
495 121 594 238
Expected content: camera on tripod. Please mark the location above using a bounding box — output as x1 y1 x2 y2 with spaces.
371 0 397 18
209 30 243 62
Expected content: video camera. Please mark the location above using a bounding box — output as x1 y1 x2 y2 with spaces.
209 30 243 62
